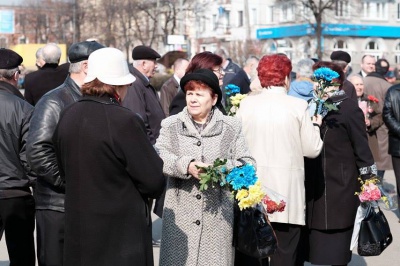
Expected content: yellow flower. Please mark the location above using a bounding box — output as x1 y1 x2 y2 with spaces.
230 94 247 107
236 181 265 210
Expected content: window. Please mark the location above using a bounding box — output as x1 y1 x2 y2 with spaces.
395 43 400 64
335 0 349 18
334 40 348 49
268 6 274 23
362 2 388 20
225 10 231 28
366 41 379 50
364 39 382 60
252 8 257 25
280 4 294 22
238 10 243 27
213 14 217 30
397 3 400 20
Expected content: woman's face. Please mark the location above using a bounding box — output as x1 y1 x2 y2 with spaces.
212 66 225 86
186 87 217 123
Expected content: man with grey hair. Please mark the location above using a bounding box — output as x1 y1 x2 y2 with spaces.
229 55 259 94
123 45 165 145
35 47 45 69
288 58 315 101
24 43 69 105
27 41 104 266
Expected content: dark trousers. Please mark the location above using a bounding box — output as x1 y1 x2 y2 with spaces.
234 250 269 266
0 195 35 266
36 210 65 266
269 223 302 266
392 156 400 201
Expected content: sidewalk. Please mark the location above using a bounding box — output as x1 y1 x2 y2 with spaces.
153 170 400 266
1 171 398 266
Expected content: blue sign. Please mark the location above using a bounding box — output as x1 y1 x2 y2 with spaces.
0 10 15 34
257 23 400 39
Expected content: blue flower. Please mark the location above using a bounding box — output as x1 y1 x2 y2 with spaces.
226 164 257 190
225 84 240 96
313 67 339 82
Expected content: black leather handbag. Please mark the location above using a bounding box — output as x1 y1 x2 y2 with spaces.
357 204 393 256
233 203 277 259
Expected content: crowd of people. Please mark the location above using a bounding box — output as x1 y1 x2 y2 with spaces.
0 40 399 266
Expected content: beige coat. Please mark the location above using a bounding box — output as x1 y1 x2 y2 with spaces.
364 74 393 170
156 108 255 266
236 87 323 225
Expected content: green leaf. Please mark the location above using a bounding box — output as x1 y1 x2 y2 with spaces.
324 102 338 111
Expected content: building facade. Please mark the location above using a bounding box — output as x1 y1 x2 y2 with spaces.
190 0 400 71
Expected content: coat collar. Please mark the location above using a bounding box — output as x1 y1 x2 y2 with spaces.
263 86 287 94
0 80 25 99
79 94 120 105
176 107 224 138
130 66 151 87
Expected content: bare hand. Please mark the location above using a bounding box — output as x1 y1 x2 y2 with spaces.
188 161 210 180
312 114 322 126
365 119 371 127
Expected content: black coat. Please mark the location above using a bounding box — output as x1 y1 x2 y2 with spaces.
53 95 165 266
27 77 81 212
228 69 251 94
0 81 34 193
122 66 165 145
24 63 69 105
306 94 375 230
383 83 400 157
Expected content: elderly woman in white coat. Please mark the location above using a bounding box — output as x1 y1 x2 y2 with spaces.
236 54 323 266
156 69 255 266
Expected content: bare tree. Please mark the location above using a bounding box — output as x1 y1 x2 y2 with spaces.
275 0 337 59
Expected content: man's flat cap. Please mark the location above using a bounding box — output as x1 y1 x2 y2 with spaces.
330 50 351 63
68 41 105 63
132 45 161 60
0 48 23 69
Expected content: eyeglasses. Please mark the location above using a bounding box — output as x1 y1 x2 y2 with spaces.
212 67 224 74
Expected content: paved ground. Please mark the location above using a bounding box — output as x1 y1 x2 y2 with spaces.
1 170 399 265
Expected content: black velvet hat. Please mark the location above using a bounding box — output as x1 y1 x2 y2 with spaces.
68 41 105 63
330 50 351 63
131 45 161 60
180 69 222 105
0 48 23 69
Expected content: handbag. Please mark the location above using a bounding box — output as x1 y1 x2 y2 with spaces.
357 203 393 256
233 203 277 259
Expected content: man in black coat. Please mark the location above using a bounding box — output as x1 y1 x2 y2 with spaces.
0 49 36 266
228 56 259 94
24 43 69 105
122 45 165 145
27 41 104 266
383 83 400 220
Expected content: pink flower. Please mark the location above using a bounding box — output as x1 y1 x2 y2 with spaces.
358 183 381 202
